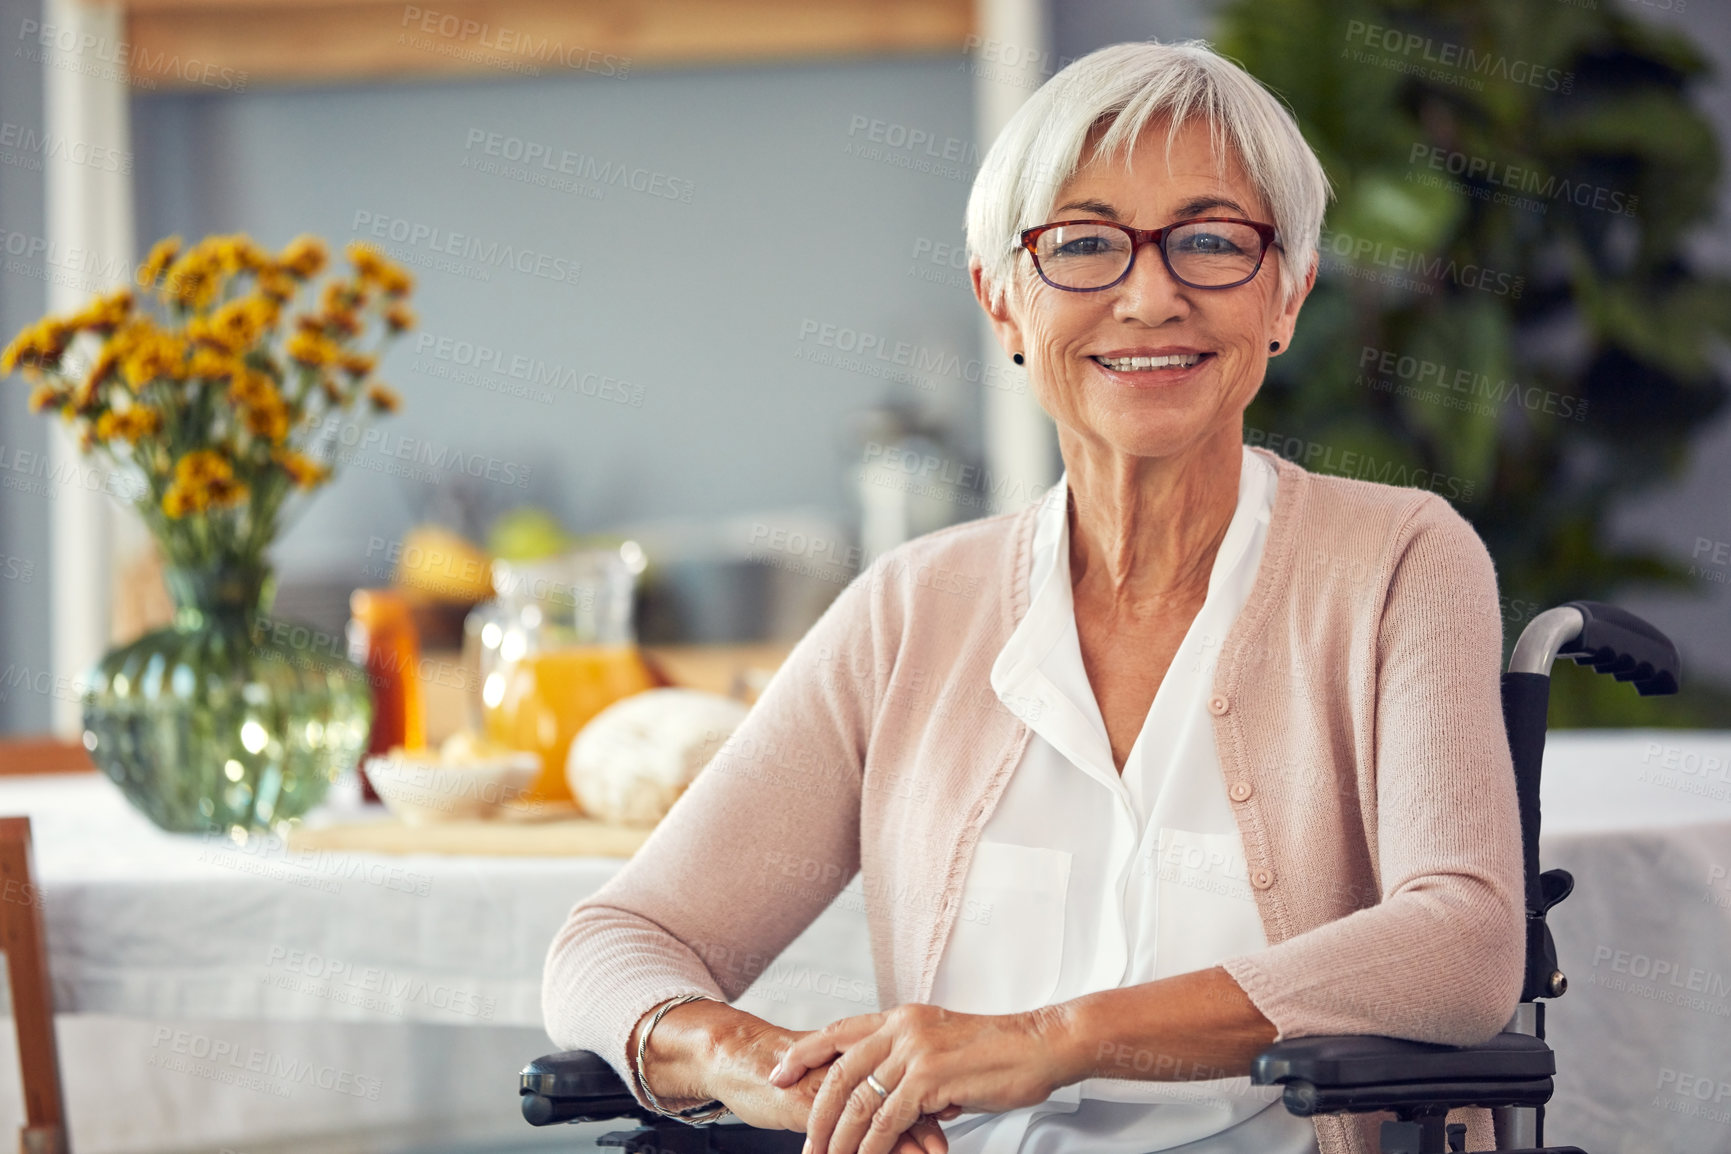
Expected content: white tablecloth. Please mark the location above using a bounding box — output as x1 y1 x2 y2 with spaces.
4 729 1728 1153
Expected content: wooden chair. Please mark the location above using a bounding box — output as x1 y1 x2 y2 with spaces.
0 816 68 1154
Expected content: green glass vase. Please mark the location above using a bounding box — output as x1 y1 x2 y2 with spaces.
81 562 373 834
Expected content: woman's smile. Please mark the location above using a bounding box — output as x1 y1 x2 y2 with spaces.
1087 348 1217 389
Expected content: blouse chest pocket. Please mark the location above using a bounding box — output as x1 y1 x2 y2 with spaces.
936 839 1070 1015
1151 827 1268 981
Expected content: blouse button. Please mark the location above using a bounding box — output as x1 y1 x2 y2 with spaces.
1251 868 1275 890
1208 694 1230 716
1228 781 1253 802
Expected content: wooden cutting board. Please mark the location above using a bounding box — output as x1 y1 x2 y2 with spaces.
287 809 654 857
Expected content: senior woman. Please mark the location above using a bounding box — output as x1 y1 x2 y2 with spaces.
543 38 1526 1154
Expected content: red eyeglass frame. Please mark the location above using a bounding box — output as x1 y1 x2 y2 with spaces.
1017 216 1283 292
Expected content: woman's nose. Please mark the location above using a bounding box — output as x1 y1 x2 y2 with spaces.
1110 239 1190 323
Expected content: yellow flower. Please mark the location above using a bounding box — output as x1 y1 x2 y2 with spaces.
213 235 268 275
384 302 416 333
256 266 299 301
346 241 388 280
240 394 290 443
286 329 340 367
275 448 331 488
120 331 186 390
136 236 183 288
321 280 365 317
186 347 240 380
228 367 275 406
94 405 162 444
337 351 376 378
0 319 74 374
375 263 413 298
26 383 64 413
66 288 134 333
163 255 220 311
278 235 328 279
175 448 232 487
161 449 249 518
364 382 400 413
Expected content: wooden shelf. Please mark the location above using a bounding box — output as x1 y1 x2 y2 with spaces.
118 0 975 90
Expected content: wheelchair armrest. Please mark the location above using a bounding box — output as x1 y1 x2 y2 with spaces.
521 1050 659 1127
1250 1032 1557 1117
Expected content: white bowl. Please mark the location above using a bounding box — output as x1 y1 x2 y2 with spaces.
364 752 541 824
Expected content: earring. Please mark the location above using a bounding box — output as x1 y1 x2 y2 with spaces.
1013 353 1025 365
1268 340 1281 353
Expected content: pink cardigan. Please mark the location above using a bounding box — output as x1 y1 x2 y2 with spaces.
542 445 1527 1154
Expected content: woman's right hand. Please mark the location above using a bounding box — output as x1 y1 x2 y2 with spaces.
709 1015 957 1152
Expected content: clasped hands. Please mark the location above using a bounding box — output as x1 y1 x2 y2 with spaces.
742 1003 1074 1154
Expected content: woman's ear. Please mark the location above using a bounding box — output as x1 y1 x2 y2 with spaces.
1271 254 1318 352
970 259 1025 362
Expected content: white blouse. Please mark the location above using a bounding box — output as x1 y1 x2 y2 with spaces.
927 446 1320 1154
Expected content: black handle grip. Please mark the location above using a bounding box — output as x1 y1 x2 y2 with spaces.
520 1050 656 1126
1558 601 1681 695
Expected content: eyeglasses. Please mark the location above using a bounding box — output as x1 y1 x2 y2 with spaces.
1017 217 1281 292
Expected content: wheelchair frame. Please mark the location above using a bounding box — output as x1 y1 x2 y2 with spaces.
520 600 1682 1154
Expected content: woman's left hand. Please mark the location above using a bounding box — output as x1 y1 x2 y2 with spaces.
767 1002 1076 1154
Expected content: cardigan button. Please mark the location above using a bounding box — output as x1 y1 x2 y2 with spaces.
1251 868 1274 890
1208 694 1230 716
1228 781 1253 802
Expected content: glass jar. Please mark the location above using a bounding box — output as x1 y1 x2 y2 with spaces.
474 544 654 804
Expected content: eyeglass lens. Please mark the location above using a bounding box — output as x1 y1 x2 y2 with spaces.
1032 221 1265 289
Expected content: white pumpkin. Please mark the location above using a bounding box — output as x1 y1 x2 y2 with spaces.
566 688 750 826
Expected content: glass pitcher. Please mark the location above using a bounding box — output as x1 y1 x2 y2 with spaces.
473 543 655 804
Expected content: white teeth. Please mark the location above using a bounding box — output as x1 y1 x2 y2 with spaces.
1096 354 1203 371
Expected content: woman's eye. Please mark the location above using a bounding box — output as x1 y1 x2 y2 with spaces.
1176 233 1242 255
1055 236 1112 257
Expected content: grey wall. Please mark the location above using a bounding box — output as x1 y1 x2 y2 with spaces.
128 55 985 596
0 0 52 735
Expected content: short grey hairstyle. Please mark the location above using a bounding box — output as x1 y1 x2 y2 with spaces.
965 39 1334 314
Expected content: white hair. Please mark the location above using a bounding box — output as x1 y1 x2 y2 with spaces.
965 39 1334 314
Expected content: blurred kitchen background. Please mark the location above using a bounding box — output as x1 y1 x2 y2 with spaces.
0 3 1728 1154
2 0 1729 736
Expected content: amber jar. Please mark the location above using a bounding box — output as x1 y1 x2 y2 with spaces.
347 588 427 801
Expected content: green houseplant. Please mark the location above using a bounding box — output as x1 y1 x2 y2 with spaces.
1219 0 1731 725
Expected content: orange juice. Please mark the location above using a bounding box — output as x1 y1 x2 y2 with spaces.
482 643 657 803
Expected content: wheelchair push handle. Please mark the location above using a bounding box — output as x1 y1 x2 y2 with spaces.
1508 601 1680 693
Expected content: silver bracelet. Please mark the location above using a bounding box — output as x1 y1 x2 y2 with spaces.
633 992 730 1124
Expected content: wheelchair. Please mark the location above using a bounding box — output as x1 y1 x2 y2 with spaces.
519 600 1681 1154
